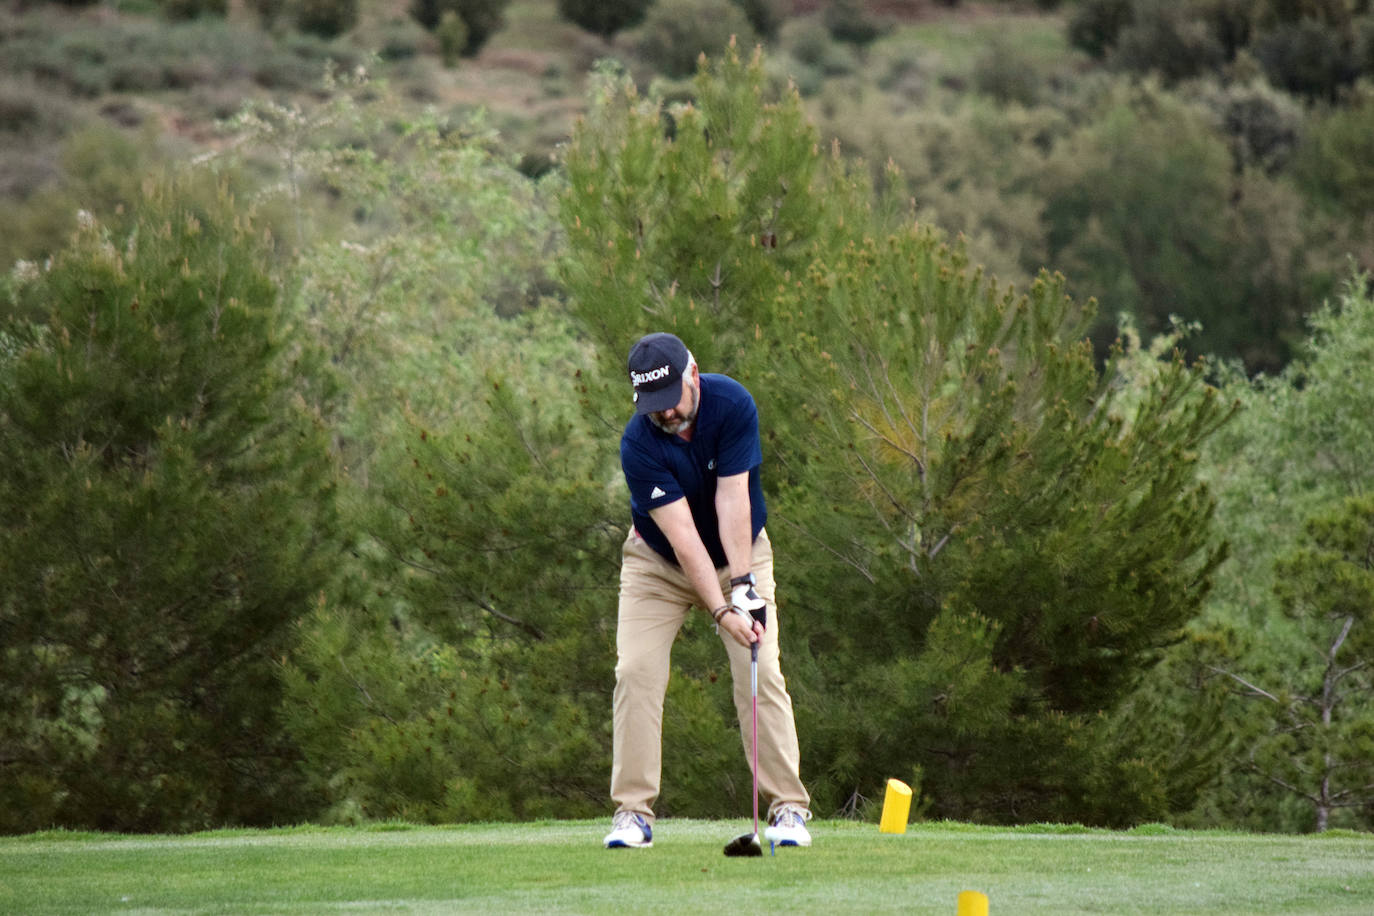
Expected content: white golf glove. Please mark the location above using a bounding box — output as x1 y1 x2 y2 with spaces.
730 573 766 629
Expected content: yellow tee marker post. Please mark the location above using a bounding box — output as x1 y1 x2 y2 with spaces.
878 778 912 834
957 890 989 916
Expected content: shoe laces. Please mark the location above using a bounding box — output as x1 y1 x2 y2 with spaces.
772 804 811 828
612 811 642 831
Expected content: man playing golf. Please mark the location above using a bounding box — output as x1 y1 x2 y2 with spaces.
603 331 812 850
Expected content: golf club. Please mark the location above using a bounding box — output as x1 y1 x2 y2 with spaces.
724 605 767 857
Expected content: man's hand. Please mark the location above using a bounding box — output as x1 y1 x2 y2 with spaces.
719 606 760 647
730 573 767 630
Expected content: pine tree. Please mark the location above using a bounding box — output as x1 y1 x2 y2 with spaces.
0 177 342 832
242 85 620 823
1211 496 1374 832
1179 269 1374 831
559 43 1234 825
771 227 1233 823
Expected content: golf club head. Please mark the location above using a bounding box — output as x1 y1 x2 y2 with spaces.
723 832 763 857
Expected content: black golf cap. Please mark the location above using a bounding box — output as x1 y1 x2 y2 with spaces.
627 332 689 415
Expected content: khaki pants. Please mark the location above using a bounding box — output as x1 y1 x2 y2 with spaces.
611 527 810 823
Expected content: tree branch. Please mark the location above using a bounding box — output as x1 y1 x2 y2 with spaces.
1327 614 1355 663
1207 665 1283 703
474 597 546 641
772 513 876 583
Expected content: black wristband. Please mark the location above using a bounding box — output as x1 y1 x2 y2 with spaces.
730 573 756 588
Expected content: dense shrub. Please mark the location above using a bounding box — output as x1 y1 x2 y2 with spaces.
221 79 611 823
0 14 355 97
781 15 831 68
159 0 228 21
823 0 881 47
556 0 650 38
732 0 788 40
1111 0 1226 84
635 0 755 80
777 14 857 92
1293 94 1374 217
436 10 467 66
371 16 431 60
1199 0 1254 58
1070 0 1372 94
1038 84 1313 372
1182 271 1374 833
291 0 359 39
246 0 287 28
1253 18 1361 100
410 0 509 55
0 77 77 138
250 32 363 89
0 123 158 266
972 36 1042 106
0 175 343 832
0 90 42 135
1196 78 1304 174
1358 14 1374 74
1068 0 1133 58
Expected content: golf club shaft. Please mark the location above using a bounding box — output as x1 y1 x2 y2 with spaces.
751 640 758 836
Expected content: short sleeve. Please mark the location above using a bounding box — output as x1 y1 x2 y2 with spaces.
714 389 761 477
621 436 683 511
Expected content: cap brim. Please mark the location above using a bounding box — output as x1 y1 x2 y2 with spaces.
634 383 681 415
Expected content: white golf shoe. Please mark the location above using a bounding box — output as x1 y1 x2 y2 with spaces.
603 811 653 848
764 804 812 847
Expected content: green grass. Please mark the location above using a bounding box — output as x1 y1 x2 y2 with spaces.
2 820 1372 914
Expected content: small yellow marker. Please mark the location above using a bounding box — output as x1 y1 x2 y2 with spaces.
878 778 912 834
957 890 989 916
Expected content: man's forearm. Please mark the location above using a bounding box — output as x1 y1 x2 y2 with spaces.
716 473 754 579
676 539 730 615
648 493 757 645
649 498 729 614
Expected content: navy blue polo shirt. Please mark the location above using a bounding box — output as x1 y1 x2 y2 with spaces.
620 373 766 568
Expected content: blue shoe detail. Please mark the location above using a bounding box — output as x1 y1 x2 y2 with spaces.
604 812 653 848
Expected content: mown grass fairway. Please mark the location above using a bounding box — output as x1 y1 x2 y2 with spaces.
2 820 1371 914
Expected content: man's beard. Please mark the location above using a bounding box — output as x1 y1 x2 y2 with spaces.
650 384 699 435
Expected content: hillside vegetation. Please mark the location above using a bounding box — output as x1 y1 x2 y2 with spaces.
2 0 1372 837
4 0 1372 369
